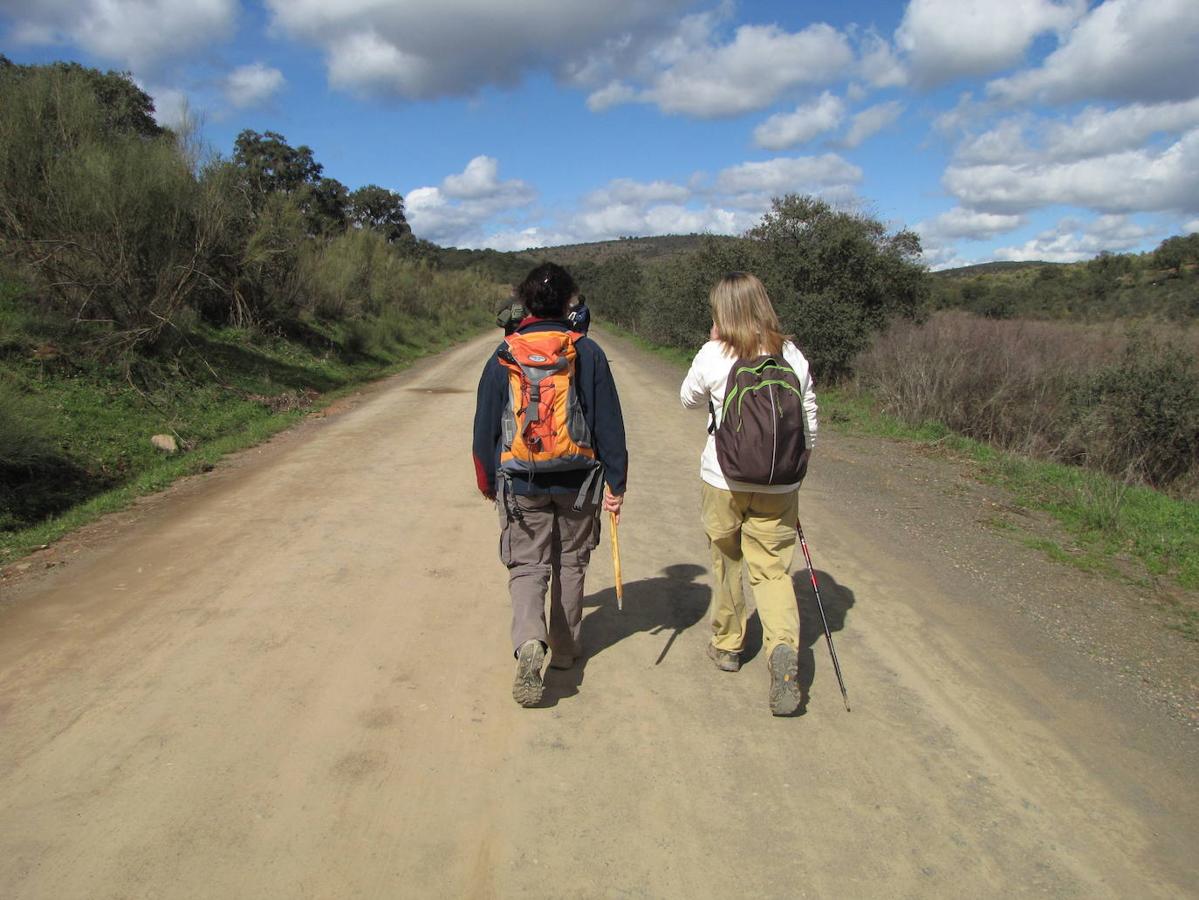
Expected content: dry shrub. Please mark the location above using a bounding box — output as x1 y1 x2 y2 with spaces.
854 311 1199 491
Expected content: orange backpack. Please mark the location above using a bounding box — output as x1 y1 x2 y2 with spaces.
497 329 598 477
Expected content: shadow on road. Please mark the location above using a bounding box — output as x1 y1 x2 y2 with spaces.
539 563 856 714
541 563 709 706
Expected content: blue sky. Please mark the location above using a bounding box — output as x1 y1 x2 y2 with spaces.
2 0 1197 268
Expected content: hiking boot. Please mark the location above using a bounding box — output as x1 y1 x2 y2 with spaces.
548 651 576 670
512 640 546 707
768 644 801 716
706 642 741 672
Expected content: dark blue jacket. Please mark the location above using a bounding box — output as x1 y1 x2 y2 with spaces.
473 319 628 498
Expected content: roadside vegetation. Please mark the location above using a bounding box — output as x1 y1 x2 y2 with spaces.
556 203 1197 609
0 59 501 559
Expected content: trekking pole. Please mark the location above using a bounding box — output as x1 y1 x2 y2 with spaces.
796 519 850 712
610 511 624 611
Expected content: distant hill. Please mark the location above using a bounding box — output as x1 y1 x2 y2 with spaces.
935 261 1060 278
523 233 736 265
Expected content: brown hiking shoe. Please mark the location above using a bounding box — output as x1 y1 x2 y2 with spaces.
768 644 801 716
513 640 545 707
706 642 741 672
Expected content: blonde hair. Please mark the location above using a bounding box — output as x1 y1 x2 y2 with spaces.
710 272 786 359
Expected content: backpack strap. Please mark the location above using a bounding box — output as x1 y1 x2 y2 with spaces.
574 464 606 511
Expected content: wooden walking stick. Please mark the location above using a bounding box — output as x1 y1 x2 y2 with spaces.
610 511 624 611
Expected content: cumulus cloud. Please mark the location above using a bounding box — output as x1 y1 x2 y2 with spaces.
714 155 862 204
1185 218 1199 235
224 63 285 109
918 207 1024 241
147 85 191 129
406 156 536 246
858 31 907 88
989 0 1199 105
896 0 1085 87
410 153 864 250
753 92 845 151
842 101 905 148
582 178 692 208
632 23 854 117
1 0 236 71
266 0 692 100
994 215 1159 262
944 129 1199 215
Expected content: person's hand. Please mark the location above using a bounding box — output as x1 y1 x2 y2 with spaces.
709 322 721 341
602 487 624 523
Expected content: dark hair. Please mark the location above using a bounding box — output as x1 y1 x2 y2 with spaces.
517 263 577 318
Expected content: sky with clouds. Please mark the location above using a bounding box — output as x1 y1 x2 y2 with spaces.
2 0 1197 268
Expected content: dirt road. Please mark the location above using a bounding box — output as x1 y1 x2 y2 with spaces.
1 330 1196 898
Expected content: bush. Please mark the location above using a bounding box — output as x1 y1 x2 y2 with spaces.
855 312 1199 492
0 65 209 350
1066 337 1199 486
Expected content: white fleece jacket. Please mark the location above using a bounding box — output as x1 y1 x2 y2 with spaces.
679 339 818 493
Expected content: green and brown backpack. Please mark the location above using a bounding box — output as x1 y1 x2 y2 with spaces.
712 354 809 485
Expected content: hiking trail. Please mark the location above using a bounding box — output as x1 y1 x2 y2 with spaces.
1 329 1195 898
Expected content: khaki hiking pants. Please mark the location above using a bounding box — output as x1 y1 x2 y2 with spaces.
498 493 601 657
701 482 800 657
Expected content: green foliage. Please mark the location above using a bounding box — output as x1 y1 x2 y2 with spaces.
1066 337 1199 486
348 184 410 243
933 233 1199 322
579 195 928 381
0 55 162 139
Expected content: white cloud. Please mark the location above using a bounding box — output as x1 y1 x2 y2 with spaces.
896 0 1085 86
416 154 862 250
583 178 691 208
951 99 1199 170
714 155 862 200
147 85 190 129
753 92 845 151
0 0 236 71
989 0 1199 105
1043 99 1199 161
1185 218 1199 235
918 207 1023 241
586 81 638 112
842 101 905 148
224 63 285 109
994 215 1158 262
267 0 693 100
406 156 536 246
635 23 854 117
945 129 1199 215
858 31 907 88
953 117 1031 164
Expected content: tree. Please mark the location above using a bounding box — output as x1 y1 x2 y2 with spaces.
302 176 349 236
348 185 410 243
745 195 929 379
232 129 322 200
0 56 163 139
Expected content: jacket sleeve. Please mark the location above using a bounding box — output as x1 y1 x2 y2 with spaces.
590 345 628 495
680 341 715 409
472 355 506 497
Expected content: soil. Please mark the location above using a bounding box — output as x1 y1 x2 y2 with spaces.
1 328 1196 898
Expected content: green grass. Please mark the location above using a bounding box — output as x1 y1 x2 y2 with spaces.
0 290 491 563
820 387 1199 608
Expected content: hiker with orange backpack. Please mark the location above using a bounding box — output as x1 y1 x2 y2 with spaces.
473 263 628 707
680 272 818 716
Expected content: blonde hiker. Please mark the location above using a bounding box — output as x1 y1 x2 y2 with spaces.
680 272 818 715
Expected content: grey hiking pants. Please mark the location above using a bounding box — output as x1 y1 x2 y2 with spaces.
498 493 602 656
